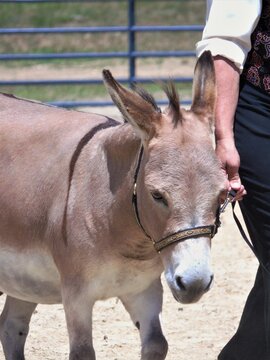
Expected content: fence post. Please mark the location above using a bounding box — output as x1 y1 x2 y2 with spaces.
128 0 135 87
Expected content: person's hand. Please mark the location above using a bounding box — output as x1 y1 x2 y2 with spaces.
216 137 247 201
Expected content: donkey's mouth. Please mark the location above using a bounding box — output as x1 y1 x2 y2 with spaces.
171 287 204 304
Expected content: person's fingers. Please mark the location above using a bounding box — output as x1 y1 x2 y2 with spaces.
229 183 247 201
234 184 247 201
230 179 241 190
225 158 247 200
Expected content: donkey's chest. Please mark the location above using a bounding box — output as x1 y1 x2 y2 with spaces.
93 257 163 300
0 247 61 304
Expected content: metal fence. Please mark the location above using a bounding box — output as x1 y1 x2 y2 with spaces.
0 0 203 107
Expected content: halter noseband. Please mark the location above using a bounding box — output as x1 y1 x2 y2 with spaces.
132 146 223 253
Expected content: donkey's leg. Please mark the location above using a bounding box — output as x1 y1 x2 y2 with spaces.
61 285 96 360
0 296 37 360
120 278 168 360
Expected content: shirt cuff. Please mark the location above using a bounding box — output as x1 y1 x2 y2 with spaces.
196 38 249 72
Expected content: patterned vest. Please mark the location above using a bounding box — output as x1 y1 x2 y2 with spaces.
242 0 270 94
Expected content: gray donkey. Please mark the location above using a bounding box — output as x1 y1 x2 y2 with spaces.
0 51 225 360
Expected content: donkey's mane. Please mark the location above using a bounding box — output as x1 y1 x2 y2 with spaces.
132 82 181 127
163 81 181 127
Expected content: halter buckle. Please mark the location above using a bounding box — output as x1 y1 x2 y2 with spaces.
219 189 237 213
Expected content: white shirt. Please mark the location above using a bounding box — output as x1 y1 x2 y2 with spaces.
196 0 262 72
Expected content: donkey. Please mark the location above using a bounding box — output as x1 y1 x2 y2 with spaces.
0 51 225 360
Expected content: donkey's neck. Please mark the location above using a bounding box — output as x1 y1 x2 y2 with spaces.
102 123 158 260
103 123 140 189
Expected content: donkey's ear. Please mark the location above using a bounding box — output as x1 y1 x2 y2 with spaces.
103 70 161 143
191 51 216 125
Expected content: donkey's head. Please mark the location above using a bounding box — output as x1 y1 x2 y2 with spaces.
103 51 225 304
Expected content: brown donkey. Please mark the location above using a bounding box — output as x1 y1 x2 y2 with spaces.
0 51 225 360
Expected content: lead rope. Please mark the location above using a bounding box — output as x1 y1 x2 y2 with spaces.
231 202 270 276
231 202 270 353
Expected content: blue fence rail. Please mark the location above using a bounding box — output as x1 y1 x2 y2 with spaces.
0 0 203 108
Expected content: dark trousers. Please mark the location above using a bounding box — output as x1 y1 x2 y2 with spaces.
219 82 270 360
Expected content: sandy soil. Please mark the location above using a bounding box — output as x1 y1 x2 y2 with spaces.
0 58 196 81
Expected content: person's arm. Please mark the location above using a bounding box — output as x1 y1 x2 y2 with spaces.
214 56 246 198
197 0 262 71
196 0 262 199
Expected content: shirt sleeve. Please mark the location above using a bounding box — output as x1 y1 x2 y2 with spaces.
196 0 262 71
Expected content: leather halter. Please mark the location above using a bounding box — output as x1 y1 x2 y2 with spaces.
132 146 221 252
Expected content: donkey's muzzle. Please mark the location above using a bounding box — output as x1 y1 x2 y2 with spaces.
173 273 214 304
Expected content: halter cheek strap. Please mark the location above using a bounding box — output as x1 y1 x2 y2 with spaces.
132 146 221 252
132 146 151 239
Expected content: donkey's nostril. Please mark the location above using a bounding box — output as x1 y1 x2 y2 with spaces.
176 276 186 291
205 274 214 292
175 274 214 293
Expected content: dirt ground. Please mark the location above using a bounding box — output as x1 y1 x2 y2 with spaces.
0 104 258 360
0 59 196 81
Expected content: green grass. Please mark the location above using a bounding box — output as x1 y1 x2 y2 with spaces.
1 84 103 103
0 0 205 106
0 1 205 53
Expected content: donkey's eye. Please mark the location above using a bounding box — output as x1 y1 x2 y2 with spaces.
151 191 168 206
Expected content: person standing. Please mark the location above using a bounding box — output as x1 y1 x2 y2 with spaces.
196 0 270 359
